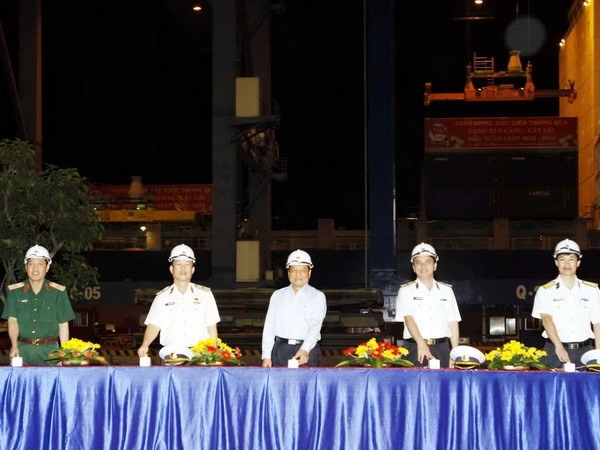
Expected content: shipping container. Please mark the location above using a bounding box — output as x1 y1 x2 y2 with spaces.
424 185 497 219
424 154 500 186
424 151 577 187
423 149 578 220
500 185 577 219
503 152 577 185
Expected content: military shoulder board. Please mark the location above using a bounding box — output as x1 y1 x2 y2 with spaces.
155 286 170 296
7 282 25 291
192 283 211 292
48 281 66 292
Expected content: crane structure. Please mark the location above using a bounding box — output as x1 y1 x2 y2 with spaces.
424 52 577 106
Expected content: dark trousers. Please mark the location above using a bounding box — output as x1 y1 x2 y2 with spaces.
271 340 322 367
542 341 592 370
403 340 451 368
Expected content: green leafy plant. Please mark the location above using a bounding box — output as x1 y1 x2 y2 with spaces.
0 138 104 303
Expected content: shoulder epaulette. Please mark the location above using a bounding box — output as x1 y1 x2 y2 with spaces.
7 282 25 291
155 286 170 296
542 280 557 289
48 281 66 292
582 280 599 288
192 283 211 292
437 281 453 288
400 280 416 288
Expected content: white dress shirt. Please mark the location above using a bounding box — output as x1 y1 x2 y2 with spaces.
145 283 220 347
532 276 600 342
395 279 462 340
261 284 327 359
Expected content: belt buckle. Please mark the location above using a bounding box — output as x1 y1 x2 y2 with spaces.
425 339 434 345
289 339 299 345
31 339 40 345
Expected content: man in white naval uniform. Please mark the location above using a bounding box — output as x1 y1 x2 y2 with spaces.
137 244 220 357
532 239 600 369
395 243 461 368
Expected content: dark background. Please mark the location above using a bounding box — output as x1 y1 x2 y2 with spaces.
0 0 573 230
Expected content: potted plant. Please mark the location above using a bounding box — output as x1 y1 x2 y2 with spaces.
484 340 549 370
47 338 109 366
336 338 413 368
189 338 244 366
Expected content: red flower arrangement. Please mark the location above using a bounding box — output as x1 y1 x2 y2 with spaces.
189 338 244 366
336 338 413 368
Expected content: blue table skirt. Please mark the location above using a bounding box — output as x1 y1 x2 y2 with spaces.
1 366 599 450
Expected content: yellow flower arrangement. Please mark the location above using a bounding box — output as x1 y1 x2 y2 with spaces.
189 338 244 366
484 340 549 370
47 338 109 366
336 337 413 368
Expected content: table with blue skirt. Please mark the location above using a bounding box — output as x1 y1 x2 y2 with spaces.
1 366 599 450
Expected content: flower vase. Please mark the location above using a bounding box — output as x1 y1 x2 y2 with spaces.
196 361 224 366
501 365 528 371
364 360 388 368
61 359 90 366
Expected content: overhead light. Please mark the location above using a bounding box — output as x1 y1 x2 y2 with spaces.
454 0 493 20
193 5 202 12
140 225 147 232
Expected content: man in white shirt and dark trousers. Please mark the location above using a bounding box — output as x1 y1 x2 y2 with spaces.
137 244 221 358
261 249 327 367
532 239 600 369
395 243 462 368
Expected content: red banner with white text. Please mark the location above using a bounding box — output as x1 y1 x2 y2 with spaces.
424 117 578 151
91 184 212 214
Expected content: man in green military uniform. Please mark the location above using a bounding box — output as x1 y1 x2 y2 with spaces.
1 245 75 365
